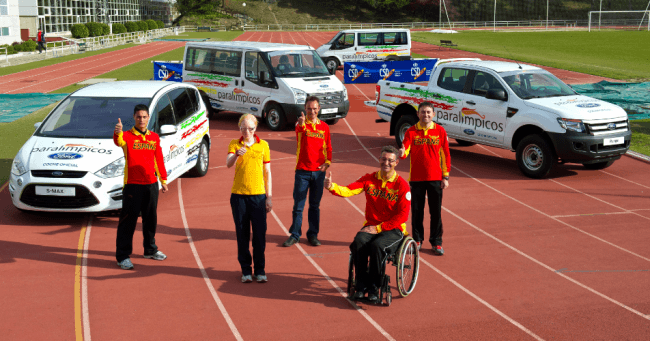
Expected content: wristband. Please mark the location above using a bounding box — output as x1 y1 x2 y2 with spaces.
443 176 449 180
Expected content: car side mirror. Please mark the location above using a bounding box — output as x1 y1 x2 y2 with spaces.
486 89 507 101
34 122 42 130
159 124 177 136
259 71 266 84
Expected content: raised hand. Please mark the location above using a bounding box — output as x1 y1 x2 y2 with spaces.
297 111 306 126
114 118 123 135
324 171 332 190
236 146 247 156
399 146 405 157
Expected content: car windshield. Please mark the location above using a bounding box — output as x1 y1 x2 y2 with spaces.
502 71 576 99
36 97 151 138
266 50 329 78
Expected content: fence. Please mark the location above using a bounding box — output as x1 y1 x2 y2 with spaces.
184 25 228 32
1 46 8 63
242 20 588 31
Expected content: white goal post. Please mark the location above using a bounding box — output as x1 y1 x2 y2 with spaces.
588 10 650 32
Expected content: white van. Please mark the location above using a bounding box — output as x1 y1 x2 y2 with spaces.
183 41 349 131
316 28 412 71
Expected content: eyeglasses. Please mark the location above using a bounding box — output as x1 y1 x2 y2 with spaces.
240 127 256 132
380 157 397 163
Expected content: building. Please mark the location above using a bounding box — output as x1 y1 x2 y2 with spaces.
1 0 21 45
141 0 177 25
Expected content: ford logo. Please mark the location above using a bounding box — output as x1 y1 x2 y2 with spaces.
320 84 329 88
52 171 64 176
325 96 333 100
607 123 617 130
576 103 600 108
250 107 258 112
463 129 475 135
48 153 83 160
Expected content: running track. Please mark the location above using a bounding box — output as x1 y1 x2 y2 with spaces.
0 32 648 340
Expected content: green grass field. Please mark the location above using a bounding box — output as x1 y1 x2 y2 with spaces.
630 119 650 156
412 30 650 81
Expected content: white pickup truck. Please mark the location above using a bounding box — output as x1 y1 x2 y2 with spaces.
372 59 631 178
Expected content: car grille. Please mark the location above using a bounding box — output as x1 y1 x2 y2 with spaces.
20 184 99 209
583 117 629 136
31 170 88 178
309 91 344 105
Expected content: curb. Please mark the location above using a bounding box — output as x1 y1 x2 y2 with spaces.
626 150 650 163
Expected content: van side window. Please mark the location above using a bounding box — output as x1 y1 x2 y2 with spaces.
245 51 272 87
471 72 505 97
383 32 408 45
169 88 195 122
437 68 469 93
335 33 354 48
154 94 176 131
358 33 379 46
222 51 242 77
186 48 216 73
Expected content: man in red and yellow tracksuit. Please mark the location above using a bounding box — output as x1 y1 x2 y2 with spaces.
325 146 410 301
283 96 332 247
400 101 451 255
113 104 168 270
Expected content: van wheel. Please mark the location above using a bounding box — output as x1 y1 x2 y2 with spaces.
386 55 398 61
326 118 339 125
455 139 476 146
583 161 614 170
188 140 209 177
325 58 339 71
200 92 214 119
265 104 287 131
395 115 418 147
516 134 556 179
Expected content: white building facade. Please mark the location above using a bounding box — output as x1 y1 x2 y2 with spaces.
0 0 21 45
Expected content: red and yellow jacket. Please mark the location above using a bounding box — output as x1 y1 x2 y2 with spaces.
295 118 332 171
329 171 410 234
113 128 167 185
401 122 451 181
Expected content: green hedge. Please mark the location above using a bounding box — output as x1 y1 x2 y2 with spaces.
100 23 110 36
84 22 103 37
137 21 148 32
145 19 158 30
112 23 127 34
124 21 138 32
156 20 165 29
22 40 37 52
71 23 89 38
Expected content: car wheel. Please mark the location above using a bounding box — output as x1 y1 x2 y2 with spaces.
583 161 614 170
516 134 556 179
201 92 214 119
325 118 339 125
265 103 287 131
189 140 209 177
326 58 339 71
455 139 476 146
395 115 418 147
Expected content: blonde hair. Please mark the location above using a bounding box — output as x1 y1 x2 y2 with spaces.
238 114 258 128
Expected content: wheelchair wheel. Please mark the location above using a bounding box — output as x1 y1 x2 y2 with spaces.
396 236 420 297
386 290 392 306
347 254 355 297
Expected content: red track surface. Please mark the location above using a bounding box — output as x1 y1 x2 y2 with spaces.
1 32 649 340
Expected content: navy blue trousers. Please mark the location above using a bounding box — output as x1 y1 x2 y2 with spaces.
230 193 267 276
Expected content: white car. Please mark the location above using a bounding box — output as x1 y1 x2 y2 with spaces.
8 81 211 212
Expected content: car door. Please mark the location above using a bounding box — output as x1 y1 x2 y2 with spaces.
244 51 274 119
170 87 206 175
465 70 509 145
217 49 244 113
432 67 470 137
357 32 381 60
151 92 182 181
333 32 356 64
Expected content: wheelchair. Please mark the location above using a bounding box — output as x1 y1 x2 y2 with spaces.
346 236 420 306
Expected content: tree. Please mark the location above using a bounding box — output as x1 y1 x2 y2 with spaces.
363 0 411 13
172 0 220 26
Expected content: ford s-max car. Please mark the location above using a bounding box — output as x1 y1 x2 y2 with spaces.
8 81 211 212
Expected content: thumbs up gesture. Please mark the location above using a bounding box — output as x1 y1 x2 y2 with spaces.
324 171 332 190
297 111 306 126
115 118 123 135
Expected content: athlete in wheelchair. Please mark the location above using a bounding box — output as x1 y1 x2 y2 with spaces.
324 146 420 306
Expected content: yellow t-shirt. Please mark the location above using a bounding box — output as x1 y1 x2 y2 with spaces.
228 135 271 195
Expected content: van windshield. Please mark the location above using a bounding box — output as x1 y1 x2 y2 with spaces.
267 50 329 78
502 71 576 100
36 97 152 139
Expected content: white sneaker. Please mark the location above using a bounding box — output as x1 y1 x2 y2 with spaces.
117 258 134 270
256 275 268 283
143 251 167 261
241 275 253 283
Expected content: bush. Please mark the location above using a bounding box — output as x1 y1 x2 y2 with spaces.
145 19 158 30
124 21 138 32
12 41 23 52
85 22 103 37
112 23 127 34
22 40 37 52
71 23 89 38
100 23 110 35
2 44 16 54
156 20 165 29
137 21 148 32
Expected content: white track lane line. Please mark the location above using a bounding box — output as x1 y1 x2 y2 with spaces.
178 179 244 341
600 170 650 190
340 103 546 340
82 215 93 341
269 211 396 341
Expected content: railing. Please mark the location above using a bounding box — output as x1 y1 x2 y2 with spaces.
64 26 187 52
242 20 590 31
184 25 227 32
0 46 8 64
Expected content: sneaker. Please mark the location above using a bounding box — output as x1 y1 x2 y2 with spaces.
241 275 253 283
256 275 268 283
416 241 422 250
352 291 365 300
308 236 321 246
367 290 379 302
117 258 134 270
433 245 444 256
144 250 167 261
282 236 299 247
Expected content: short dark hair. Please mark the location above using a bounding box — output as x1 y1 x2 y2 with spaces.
134 104 149 116
381 145 399 158
418 101 434 112
305 96 320 107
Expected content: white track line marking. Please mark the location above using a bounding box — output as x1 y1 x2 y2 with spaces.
82 215 92 341
341 113 546 339
269 211 396 341
178 179 244 341
552 211 633 218
600 170 650 190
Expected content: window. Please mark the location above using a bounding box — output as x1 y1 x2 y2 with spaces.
154 94 176 131
334 33 354 48
169 88 195 123
438 68 469 93
245 51 273 86
358 33 379 46
471 72 505 97
185 47 241 77
383 32 408 45
0 27 8 36
0 0 7 16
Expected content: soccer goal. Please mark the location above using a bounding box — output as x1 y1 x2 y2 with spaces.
588 10 650 31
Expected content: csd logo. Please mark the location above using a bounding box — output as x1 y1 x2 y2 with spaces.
379 64 389 78
348 65 358 79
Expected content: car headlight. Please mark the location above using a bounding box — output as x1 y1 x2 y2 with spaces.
291 88 307 105
11 156 27 176
557 118 585 133
95 157 125 179
343 87 348 101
